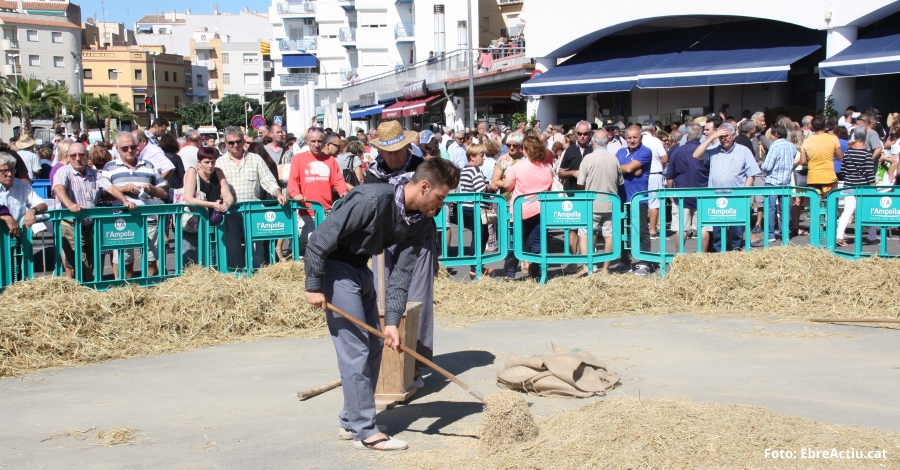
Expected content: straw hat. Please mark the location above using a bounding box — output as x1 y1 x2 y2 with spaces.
16 134 35 149
370 120 418 152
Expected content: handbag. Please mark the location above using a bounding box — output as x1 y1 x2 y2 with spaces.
176 168 207 233
480 206 498 225
550 166 565 192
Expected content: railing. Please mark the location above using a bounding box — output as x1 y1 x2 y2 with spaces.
277 2 317 15
341 47 529 103
244 58 259 65
207 80 217 90
338 28 356 42
263 60 273 71
340 67 356 82
826 185 900 259
394 22 414 39
278 37 318 51
264 80 272 91
3 38 19 49
280 73 318 86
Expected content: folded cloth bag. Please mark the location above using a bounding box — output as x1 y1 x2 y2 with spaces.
496 343 620 398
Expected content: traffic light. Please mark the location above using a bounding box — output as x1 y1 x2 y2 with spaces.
145 97 153 113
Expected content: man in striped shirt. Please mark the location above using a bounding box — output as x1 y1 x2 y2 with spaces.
104 132 169 278
760 125 796 241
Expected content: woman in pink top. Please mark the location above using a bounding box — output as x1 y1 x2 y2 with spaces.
499 135 553 280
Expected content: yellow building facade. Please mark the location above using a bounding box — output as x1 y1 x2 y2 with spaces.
81 46 188 127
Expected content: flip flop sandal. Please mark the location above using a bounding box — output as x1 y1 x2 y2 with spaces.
339 424 387 441
354 436 408 451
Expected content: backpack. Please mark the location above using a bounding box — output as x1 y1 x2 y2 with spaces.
341 154 361 187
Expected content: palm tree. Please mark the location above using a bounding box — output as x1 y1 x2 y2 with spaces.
107 97 136 140
0 76 14 125
66 92 95 133
6 76 46 137
264 94 285 122
41 82 70 132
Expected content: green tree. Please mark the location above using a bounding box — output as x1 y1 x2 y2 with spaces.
41 81 70 131
175 94 262 130
6 76 49 137
264 93 285 122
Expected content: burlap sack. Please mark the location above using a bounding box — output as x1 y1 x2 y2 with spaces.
496 344 620 398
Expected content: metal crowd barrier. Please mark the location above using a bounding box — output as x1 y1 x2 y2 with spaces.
825 185 900 259
512 191 623 284
630 186 823 275
434 192 508 279
0 224 32 288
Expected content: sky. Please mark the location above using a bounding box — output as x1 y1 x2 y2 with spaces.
77 0 264 25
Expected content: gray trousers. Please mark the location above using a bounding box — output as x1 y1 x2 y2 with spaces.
373 222 436 363
323 260 382 442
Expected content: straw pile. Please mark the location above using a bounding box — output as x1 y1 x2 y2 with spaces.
3 247 899 377
94 427 138 446
434 246 900 323
389 396 900 469
0 263 324 377
480 392 538 453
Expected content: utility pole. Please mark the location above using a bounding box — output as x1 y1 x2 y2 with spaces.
150 52 160 121
466 0 475 129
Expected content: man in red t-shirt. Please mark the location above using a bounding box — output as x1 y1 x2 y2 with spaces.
288 129 349 255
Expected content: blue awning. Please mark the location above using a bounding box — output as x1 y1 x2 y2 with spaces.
282 54 317 68
819 21 900 78
350 104 384 119
136 25 153 33
522 20 823 95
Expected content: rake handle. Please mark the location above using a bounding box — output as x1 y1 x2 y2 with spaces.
326 302 486 404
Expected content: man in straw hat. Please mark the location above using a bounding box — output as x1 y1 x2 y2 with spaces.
305 157 460 451
364 121 438 389
13 134 40 181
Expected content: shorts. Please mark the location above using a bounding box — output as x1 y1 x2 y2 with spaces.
648 174 664 209
577 213 613 238
112 222 159 264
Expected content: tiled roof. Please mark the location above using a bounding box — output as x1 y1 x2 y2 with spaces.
0 1 17 9
135 14 184 24
23 1 68 11
0 15 79 28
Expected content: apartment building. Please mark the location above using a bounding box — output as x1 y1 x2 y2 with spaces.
1 0 82 89
82 19 136 48
81 46 189 127
269 0 478 132
134 8 271 58
189 30 274 103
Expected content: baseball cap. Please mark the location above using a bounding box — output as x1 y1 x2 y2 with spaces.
602 118 616 128
419 129 435 144
642 119 655 127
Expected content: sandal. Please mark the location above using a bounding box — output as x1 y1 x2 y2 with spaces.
835 239 848 247
355 436 408 451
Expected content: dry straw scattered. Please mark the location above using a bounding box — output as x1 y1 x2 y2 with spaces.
2 247 898 377
94 427 138 446
480 392 539 453
389 396 900 469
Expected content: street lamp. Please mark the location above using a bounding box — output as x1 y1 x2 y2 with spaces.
71 52 85 133
244 101 251 131
149 52 160 121
298 49 331 105
211 103 220 127
112 69 122 97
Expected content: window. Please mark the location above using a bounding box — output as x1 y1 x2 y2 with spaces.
28 55 39 66
173 72 177 83
196 74 203 85
243 53 258 64
108 69 116 79
223 73 230 84
164 71 169 81
243 73 259 85
110 93 118 100
135 69 142 80
53 56 63 68
51 32 62 43
133 95 145 112
83 69 92 79
222 53 229 64
26 30 36 42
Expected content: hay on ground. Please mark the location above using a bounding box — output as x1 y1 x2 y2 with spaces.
94 427 138 446
480 392 538 453
388 397 900 469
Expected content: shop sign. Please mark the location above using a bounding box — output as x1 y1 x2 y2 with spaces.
359 92 378 107
402 80 427 100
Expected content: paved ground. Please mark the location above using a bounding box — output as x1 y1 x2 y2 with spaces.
2 315 898 469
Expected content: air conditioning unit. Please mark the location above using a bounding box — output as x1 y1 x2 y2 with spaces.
303 18 316 26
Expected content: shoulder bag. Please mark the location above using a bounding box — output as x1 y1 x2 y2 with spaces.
175 168 207 233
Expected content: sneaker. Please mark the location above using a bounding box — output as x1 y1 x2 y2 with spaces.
752 225 763 234
649 232 660 240
340 424 388 441
412 374 425 389
632 265 651 276
750 239 764 247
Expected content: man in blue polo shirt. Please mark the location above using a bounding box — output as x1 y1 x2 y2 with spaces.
616 125 654 275
665 123 709 251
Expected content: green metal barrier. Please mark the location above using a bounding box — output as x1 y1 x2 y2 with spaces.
49 204 192 290
0 225 33 289
826 185 900 259
630 186 823 275
433 192 508 279
513 191 623 284
215 200 324 275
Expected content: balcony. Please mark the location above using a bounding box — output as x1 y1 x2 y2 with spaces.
264 80 272 91
340 67 357 83
338 28 356 45
207 80 218 90
280 73 318 86
277 1 316 16
395 0 413 3
263 60 273 71
194 41 214 50
4 63 20 75
243 58 260 65
195 59 216 71
341 47 530 103
394 22 414 41
3 38 18 50
338 0 355 10
278 37 318 52
498 0 524 4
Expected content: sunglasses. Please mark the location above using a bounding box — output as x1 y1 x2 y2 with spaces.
0 168 13 174
226 140 244 146
576 131 591 136
118 145 136 152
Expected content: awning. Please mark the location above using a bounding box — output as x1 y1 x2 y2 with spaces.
381 100 412 119
522 20 823 95
819 21 900 78
403 95 445 117
636 21 822 88
282 54 317 68
136 25 153 33
350 104 384 119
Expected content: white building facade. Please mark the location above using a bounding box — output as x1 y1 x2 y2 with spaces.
134 9 271 58
269 0 478 132
220 40 269 103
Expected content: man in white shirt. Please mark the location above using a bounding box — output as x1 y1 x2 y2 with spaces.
0 152 46 237
131 130 174 180
641 119 668 238
178 130 202 169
